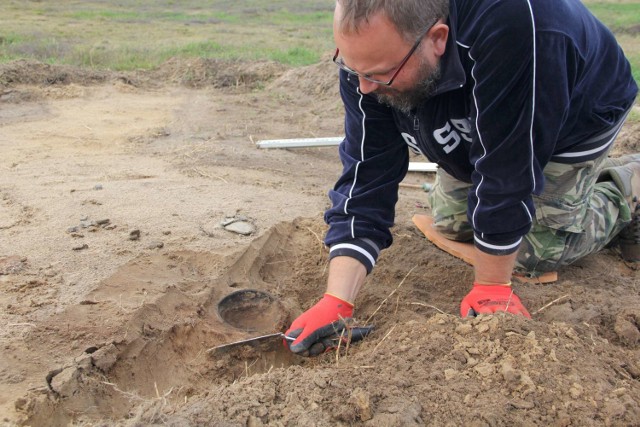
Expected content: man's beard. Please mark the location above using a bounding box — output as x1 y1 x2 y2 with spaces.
375 59 441 114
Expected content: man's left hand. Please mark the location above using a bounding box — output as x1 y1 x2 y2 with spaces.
460 283 531 318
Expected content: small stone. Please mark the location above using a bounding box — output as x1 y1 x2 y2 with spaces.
91 344 119 372
129 230 141 241
14 397 31 411
66 226 79 233
0 256 27 275
444 369 458 380
476 323 490 333
224 220 255 235
501 359 520 384
565 327 580 341
570 383 584 399
349 388 372 421
466 346 481 355
622 362 640 379
220 217 237 227
49 367 76 395
72 244 88 251
313 377 327 389
508 399 535 410
455 324 473 335
474 362 495 377
94 184 103 190
247 416 264 427
612 388 627 397
614 313 640 346
95 219 110 226
146 241 164 250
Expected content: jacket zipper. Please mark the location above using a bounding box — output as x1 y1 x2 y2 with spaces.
412 112 438 163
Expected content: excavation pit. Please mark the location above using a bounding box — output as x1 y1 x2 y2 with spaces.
217 289 286 333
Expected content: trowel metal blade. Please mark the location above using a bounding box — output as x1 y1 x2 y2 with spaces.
207 332 292 356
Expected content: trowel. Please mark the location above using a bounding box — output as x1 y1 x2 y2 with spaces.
207 332 294 356
208 325 374 357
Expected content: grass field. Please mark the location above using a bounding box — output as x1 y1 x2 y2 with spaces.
0 0 638 84
0 0 335 69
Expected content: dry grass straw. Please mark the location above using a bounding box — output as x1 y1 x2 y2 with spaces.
409 302 447 315
534 294 570 314
364 265 417 325
369 324 396 356
192 167 229 183
306 225 327 263
358 266 417 357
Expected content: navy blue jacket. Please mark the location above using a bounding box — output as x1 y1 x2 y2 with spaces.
325 0 638 273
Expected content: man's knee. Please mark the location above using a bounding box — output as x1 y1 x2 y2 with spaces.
432 219 474 242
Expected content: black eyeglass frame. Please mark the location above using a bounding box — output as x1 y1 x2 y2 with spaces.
332 18 440 87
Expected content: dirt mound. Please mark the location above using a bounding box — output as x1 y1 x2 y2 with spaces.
0 59 112 88
0 60 117 103
0 57 316 104
7 217 640 426
268 55 339 97
0 58 290 93
160 314 640 426
149 57 289 89
612 114 640 155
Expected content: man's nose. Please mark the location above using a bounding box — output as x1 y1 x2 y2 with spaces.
358 77 379 94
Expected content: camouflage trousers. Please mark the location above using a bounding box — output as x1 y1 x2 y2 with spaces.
427 149 632 275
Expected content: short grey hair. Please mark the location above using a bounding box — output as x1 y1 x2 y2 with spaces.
336 0 449 43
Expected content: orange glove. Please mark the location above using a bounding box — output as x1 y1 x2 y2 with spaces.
285 293 353 355
460 283 531 318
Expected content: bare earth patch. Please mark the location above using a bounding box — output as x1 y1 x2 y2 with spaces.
0 59 638 426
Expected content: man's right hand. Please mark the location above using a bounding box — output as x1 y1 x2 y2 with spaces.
460 283 531 318
285 293 353 356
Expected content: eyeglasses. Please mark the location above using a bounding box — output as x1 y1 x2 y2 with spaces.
332 18 439 86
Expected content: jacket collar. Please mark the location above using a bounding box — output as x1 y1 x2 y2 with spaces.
431 0 466 96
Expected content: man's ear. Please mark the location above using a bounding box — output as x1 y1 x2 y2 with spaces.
430 24 449 57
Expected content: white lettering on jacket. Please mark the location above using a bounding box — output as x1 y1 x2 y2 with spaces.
400 133 425 156
434 119 472 154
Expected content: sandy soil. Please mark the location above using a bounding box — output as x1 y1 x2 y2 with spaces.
0 59 639 427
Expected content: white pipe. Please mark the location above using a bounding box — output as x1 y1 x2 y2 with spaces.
255 136 438 172
256 137 343 148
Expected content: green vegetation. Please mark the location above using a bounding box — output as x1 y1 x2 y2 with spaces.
632 54 640 84
67 10 240 24
0 0 637 87
584 2 640 31
0 0 335 70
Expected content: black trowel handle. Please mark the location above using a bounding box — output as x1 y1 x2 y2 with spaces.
346 325 375 342
307 325 375 356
